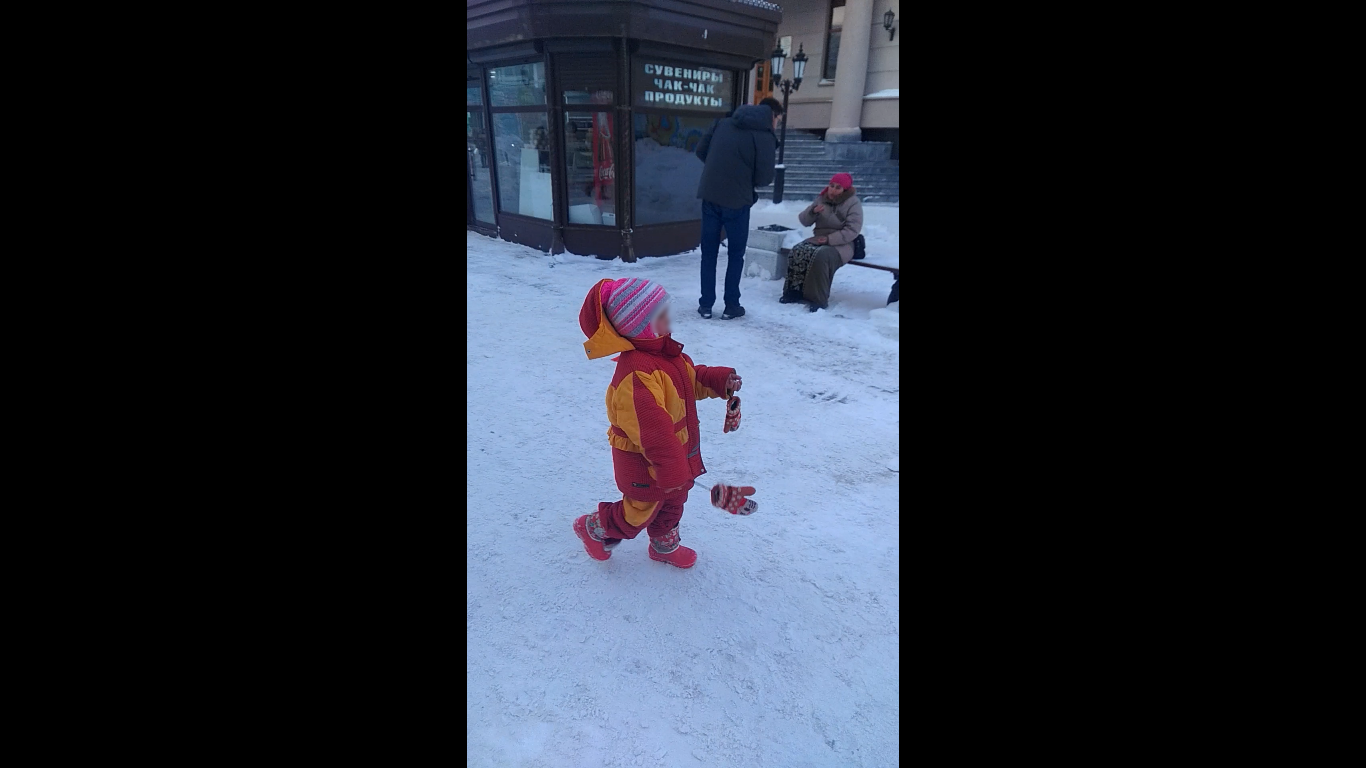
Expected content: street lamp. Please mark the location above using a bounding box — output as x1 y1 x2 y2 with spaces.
884 9 896 41
769 43 807 204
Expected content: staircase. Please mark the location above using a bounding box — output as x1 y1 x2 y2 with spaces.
775 131 899 204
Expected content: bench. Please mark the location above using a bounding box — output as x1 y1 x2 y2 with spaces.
778 248 897 277
846 260 899 277
779 247 899 305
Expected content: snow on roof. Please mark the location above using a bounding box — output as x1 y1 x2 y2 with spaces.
864 89 899 100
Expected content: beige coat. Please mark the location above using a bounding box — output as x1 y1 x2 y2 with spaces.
797 189 864 263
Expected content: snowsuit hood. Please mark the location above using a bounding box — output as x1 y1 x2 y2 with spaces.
580 278 637 360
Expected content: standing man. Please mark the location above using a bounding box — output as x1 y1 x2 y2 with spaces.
693 97 783 319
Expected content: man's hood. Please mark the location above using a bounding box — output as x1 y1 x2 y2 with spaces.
731 104 775 133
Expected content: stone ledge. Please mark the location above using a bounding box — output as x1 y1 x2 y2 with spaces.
742 247 787 280
747 228 788 253
827 142 893 162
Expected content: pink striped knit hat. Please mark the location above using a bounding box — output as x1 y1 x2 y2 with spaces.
601 277 670 340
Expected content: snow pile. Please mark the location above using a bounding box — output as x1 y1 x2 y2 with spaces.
633 138 704 225
864 88 899 100
466 220 900 765
782 228 813 250
870 300 899 339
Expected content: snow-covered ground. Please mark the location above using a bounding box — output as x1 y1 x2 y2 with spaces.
467 206 900 767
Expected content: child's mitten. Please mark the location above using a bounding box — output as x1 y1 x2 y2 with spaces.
710 484 757 515
724 396 741 433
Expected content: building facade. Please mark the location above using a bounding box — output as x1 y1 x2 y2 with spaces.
755 0 897 152
466 0 782 260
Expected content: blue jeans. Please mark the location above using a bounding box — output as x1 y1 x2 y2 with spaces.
699 201 750 309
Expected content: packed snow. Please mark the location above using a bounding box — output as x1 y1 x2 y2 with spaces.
863 89 899 100
467 202 900 766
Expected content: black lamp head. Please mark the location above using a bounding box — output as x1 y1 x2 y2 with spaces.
770 44 787 79
791 44 807 89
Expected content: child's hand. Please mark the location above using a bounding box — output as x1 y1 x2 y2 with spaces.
812 204 825 213
726 373 742 392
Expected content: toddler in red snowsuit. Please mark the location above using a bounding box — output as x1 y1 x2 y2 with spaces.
574 277 741 569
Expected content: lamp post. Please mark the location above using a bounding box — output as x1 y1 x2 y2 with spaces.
769 43 807 204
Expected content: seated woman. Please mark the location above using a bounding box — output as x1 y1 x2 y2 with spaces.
781 173 864 312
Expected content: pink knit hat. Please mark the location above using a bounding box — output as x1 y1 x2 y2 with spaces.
600 277 670 340
830 172 854 189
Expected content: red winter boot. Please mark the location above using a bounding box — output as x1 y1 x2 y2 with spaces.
574 512 620 561
647 526 697 568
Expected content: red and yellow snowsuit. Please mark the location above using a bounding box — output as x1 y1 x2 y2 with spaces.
579 278 735 539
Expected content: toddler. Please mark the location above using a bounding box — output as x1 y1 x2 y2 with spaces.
574 277 741 568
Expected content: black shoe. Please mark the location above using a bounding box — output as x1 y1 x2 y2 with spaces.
779 290 803 304
722 305 746 320
698 306 712 319
808 303 825 313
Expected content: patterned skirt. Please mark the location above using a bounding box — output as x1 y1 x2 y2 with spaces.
784 242 823 293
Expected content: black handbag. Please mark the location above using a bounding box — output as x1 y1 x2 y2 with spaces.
852 234 866 260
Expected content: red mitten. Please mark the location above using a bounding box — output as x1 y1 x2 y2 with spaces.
710 484 757 515
723 396 741 433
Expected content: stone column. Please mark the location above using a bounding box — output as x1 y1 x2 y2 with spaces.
825 0 874 143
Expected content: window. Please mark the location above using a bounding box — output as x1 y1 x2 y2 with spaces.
630 58 736 225
468 109 494 224
564 111 616 225
824 0 845 80
491 112 553 220
488 63 552 220
554 55 617 226
467 73 493 224
633 113 717 225
487 62 546 107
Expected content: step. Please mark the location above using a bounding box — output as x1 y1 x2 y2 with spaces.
779 193 900 201
782 170 900 176
782 172 899 179
778 193 900 201
778 192 901 199
782 159 900 166
781 179 901 187
783 167 900 175
781 173 899 180
781 160 900 167
779 189 900 197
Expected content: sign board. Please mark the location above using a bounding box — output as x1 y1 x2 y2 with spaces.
633 62 732 112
